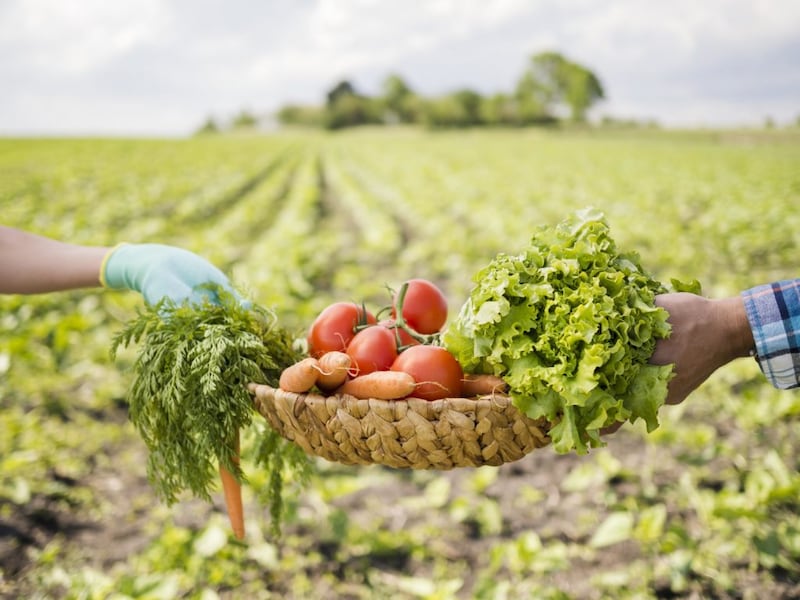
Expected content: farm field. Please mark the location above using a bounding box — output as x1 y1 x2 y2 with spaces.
2 127 800 599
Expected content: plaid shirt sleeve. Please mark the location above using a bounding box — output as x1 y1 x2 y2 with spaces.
742 279 800 390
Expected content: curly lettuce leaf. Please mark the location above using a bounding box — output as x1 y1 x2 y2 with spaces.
443 208 683 454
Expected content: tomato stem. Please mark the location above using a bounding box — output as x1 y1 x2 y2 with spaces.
353 301 374 332
392 282 440 346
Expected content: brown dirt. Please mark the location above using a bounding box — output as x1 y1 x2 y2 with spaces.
3 426 800 599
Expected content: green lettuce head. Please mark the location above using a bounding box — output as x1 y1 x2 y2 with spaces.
443 208 693 454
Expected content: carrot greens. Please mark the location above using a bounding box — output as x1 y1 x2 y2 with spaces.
110 286 309 533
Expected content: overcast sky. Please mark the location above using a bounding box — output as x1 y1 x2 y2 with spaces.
1 0 798 136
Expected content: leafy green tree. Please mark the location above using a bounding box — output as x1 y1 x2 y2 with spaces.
518 51 604 122
276 104 326 127
515 62 552 119
324 94 381 130
452 89 483 126
564 65 604 121
380 74 419 123
527 52 568 107
194 116 219 136
480 93 517 126
421 96 458 128
322 80 382 129
326 80 357 108
422 89 484 128
232 109 258 129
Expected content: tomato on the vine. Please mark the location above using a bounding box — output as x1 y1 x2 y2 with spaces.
393 278 448 335
347 326 398 375
307 302 376 358
379 318 420 349
391 345 463 401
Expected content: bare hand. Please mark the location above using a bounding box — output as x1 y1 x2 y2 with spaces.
603 292 753 436
650 293 753 405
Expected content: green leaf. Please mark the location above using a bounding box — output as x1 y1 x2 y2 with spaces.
590 512 634 548
670 278 702 294
247 542 280 569
193 524 229 557
634 504 667 544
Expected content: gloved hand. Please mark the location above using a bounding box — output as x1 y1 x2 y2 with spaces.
101 243 244 307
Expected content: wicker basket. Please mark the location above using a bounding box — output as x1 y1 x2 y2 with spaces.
249 384 551 469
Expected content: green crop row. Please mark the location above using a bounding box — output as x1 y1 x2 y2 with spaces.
2 128 800 599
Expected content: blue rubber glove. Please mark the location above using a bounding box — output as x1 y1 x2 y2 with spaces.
101 243 244 307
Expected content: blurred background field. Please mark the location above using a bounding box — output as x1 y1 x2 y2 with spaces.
3 1 800 598
2 127 800 599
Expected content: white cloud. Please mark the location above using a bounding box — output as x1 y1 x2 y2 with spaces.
0 0 797 134
0 0 169 76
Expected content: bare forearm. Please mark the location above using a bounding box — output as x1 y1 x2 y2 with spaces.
0 226 110 294
714 295 755 361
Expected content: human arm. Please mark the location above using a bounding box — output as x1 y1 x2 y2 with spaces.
651 280 800 404
740 279 800 390
0 226 109 293
0 225 241 306
100 243 242 306
649 293 755 404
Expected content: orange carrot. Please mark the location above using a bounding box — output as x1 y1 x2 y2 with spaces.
461 374 509 397
339 370 416 400
315 351 352 391
219 429 245 540
279 357 320 393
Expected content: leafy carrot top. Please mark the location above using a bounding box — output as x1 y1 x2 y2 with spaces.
110 286 310 533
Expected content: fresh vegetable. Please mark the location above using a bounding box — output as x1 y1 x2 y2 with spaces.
110 286 311 535
346 325 398 375
339 370 417 400
307 302 376 358
219 430 244 539
462 374 509 397
443 208 697 454
315 351 352 391
299 277 457 401
279 357 320 393
392 278 448 335
379 318 420 348
391 345 464 400
249 419 314 536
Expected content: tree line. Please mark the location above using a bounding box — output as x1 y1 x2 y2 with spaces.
280 51 604 130
196 51 606 134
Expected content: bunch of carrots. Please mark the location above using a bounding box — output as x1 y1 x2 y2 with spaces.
111 288 305 543
278 351 507 400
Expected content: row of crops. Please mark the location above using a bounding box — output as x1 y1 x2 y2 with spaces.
2 128 800 598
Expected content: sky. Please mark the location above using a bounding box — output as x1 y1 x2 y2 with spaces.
1 0 798 136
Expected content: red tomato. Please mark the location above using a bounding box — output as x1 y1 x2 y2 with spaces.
307 302 376 358
393 278 448 335
391 345 463 401
379 318 420 349
347 326 398 375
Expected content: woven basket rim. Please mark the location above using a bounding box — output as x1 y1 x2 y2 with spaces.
250 382 519 406
249 383 551 469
